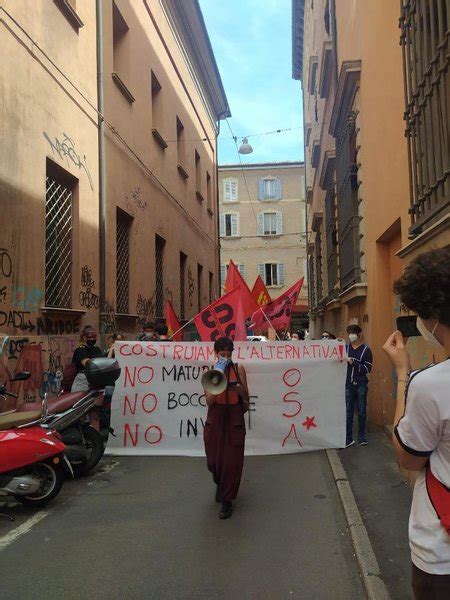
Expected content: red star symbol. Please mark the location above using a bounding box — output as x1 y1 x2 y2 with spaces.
302 416 317 431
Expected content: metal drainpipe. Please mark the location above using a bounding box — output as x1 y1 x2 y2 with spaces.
331 0 339 87
96 0 106 343
215 111 228 298
301 85 311 323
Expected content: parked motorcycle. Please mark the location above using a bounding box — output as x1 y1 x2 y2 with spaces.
0 371 73 507
17 358 120 477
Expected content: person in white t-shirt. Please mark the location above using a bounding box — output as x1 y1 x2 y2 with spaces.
383 245 450 599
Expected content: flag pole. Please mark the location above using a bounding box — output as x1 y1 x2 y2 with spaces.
168 313 197 341
257 306 281 341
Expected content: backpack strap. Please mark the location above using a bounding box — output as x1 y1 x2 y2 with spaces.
426 465 450 536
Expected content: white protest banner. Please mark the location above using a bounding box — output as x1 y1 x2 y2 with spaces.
107 341 347 456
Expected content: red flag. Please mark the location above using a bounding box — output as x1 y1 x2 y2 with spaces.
165 300 183 341
251 278 304 331
251 275 271 306
194 287 243 342
224 260 258 318
234 295 247 342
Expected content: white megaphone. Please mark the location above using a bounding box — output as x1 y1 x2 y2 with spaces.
201 359 228 395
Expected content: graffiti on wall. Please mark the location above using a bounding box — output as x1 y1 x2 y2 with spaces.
188 267 194 308
0 248 12 279
43 131 93 190
136 293 155 325
0 334 78 410
79 265 99 309
0 310 35 332
100 300 117 334
37 317 80 336
126 186 147 212
12 286 44 311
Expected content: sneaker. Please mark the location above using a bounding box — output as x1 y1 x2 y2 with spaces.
358 440 368 446
345 440 355 448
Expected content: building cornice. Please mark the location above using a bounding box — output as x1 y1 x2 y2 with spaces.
158 0 230 120
319 41 333 98
219 161 304 171
292 0 305 81
319 150 336 190
329 60 361 137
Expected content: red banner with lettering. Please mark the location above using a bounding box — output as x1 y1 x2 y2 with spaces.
224 260 258 318
251 275 271 306
165 300 183 341
251 278 304 331
194 287 245 342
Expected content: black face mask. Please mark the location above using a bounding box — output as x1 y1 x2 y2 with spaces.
86 339 97 347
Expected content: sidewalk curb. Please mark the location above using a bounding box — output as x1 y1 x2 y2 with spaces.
326 449 391 600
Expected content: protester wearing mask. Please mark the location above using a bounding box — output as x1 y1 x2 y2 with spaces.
202 336 250 520
383 245 450 599
345 324 373 447
136 321 157 341
322 331 336 340
71 326 103 392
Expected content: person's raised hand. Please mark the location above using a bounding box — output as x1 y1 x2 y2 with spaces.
382 330 411 377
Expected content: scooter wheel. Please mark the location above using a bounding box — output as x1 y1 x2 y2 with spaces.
17 461 65 508
72 426 105 477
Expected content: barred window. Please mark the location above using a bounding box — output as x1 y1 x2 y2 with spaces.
308 254 316 309
336 110 360 290
325 188 338 298
45 160 75 308
180 252 186 320
116 208 132 314
197 264 203 312
400 0 449 236
315 228 323 302
209 271 213 304
155 234 165 318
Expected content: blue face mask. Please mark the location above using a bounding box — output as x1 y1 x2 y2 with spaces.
215 357 231 371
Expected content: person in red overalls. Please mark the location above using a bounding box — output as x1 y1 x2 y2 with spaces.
203 337 249 520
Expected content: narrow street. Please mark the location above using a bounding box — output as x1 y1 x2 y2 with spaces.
0 453 364 600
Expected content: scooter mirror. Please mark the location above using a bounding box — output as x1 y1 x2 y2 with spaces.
10 371 31 382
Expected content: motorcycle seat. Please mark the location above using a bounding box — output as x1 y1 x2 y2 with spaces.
17 392 88 414
0 410 42 431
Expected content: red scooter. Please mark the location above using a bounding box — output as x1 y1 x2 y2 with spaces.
17 358 120 477
0 372 73 508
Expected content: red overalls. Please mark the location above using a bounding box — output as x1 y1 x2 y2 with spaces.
203 364 246 502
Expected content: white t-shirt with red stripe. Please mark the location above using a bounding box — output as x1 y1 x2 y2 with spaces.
395 359 450 574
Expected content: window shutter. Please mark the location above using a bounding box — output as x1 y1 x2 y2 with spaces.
224 179 237 201
275 177 282 200
224 180 230 201
276 211 283 234
231 214 238 236
258 178 265 200
231 180 237 201
220 265 226 285
258 263 266 283
219 214 225 236
278 263 285 286
257 213 264 235
238 264 245 278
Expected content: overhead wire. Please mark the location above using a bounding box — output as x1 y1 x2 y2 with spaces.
224 118 261 233
223 118 305 251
